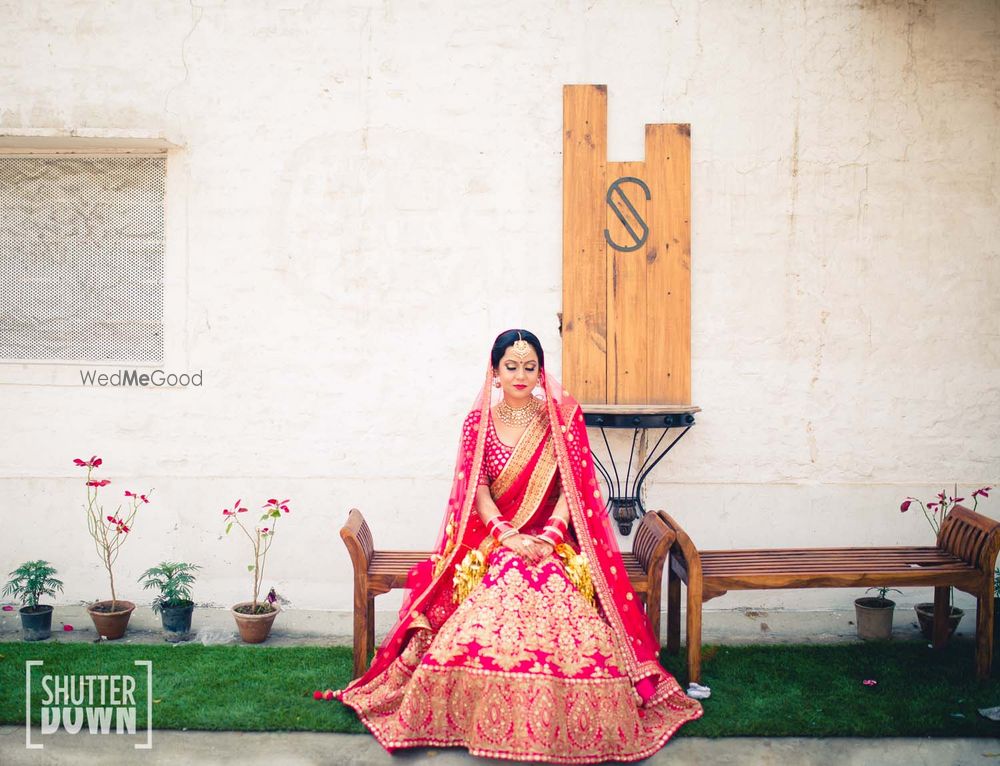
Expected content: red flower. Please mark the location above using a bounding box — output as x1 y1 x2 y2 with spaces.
974 487 993 499
313 690 323 700
73 458 87 466
2 605 12 611
323 690 334 701
87 479 111 487
862 679 877 686
265 498 291 513
120 524 130 533
125 490 135 498
262 527 270 533
63 624 73 631
140 494 150 504
73 456 102 468
900 500 912 512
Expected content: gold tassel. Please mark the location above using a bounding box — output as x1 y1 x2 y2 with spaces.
452 548 487 604
432 520 456 579
555 543 595 608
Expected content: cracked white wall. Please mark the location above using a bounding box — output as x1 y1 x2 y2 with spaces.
0 0 997 616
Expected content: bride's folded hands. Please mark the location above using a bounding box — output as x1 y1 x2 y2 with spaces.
502 532 552 565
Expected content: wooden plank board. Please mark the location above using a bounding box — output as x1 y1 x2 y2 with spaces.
562 84 608 403
606 160 648 404
644 123 691 404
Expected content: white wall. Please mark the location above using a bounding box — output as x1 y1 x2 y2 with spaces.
1 0 997 614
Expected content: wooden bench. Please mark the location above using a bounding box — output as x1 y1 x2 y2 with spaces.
340 508 677 678
660 506 1000 682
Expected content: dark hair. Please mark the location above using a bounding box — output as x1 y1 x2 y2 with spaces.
491 329 544 369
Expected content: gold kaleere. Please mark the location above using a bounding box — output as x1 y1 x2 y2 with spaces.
453 548 487 603
555 543 595 608
432 520 456 578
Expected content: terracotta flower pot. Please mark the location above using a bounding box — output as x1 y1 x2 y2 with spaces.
914 602 964 641
854 597 895 640
231 601 280 643
87 600 136 640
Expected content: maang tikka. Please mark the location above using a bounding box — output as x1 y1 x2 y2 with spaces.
511 332 531 360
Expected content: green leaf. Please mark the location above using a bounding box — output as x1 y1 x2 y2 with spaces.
247 565 255 572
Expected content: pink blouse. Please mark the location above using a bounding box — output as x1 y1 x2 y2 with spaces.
479 414 513 485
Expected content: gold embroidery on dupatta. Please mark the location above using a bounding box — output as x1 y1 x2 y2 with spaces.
548 400 642 681
489 404 549 500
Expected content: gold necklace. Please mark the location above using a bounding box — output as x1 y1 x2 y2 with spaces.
497 397 540 427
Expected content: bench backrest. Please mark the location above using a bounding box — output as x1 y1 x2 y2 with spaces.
632 511 676 573
341 508 375 574
937 505 1000 571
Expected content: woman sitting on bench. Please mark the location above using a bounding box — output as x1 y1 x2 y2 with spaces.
336 329 702 763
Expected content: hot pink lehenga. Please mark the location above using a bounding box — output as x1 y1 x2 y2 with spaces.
337 369 702 763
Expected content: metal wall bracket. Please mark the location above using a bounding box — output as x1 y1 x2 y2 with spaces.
583 406 700 535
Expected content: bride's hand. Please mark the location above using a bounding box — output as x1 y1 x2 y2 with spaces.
504 534 551 565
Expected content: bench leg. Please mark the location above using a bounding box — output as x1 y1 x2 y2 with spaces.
352 588 370 679
687 579 703 685
648 591 662 648
666 560 681 655
932 586 950 650
366 597 376 667
976 586 994 680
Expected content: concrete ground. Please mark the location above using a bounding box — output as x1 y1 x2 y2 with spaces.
2 607 997 764
0 603 944 647
2 727 1000 766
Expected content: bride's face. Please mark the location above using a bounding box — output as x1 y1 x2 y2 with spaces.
495 346 540 403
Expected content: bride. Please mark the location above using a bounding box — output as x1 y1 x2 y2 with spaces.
336 329 702 762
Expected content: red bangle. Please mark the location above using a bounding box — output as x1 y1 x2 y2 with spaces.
538 524 564 546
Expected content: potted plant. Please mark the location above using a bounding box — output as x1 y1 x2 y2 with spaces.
138 561 200 641
901 485 993 640
2 561 64 641
75 455 152 639
854 586 901 640
222 497 292 643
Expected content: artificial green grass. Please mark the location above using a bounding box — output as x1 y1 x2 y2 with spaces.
0 643 363 734
659 641 1000 738
1 641 998 736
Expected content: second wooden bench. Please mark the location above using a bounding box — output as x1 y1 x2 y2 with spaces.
659 506 1000 682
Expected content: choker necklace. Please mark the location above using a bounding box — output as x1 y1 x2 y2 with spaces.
497 397 540 428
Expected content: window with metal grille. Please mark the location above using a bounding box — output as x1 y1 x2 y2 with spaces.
0 156 165 362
